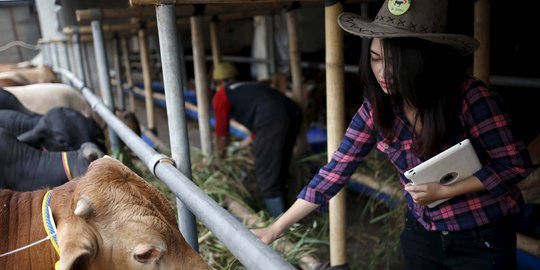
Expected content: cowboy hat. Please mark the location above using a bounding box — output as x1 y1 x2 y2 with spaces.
337 0 479 55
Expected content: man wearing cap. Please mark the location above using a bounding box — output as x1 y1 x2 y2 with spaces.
212 62 302 218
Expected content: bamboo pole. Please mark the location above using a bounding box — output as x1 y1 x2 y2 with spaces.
473 0 490 85
76 7 156 22
325 1 347 266
121 36 137 113
191 15 214 156
517 233 540 258
65 24 137 35
286 6 309 154
286 7 302 107
209 19 222 68
138 24 157 133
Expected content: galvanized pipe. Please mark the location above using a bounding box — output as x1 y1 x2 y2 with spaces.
52 43 61 72
155 4 198 251
72 29 87 86
57 67 295 270
62 40 72 74
42 43 51 66
90 14 120 152
113 33 126 110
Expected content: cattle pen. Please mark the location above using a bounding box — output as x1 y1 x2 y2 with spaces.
2 0 540 269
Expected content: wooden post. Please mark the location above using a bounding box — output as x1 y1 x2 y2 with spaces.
121 36 137 113
474 0 490 85
325 1 347 267
286 8 302 107
286 6 308 154
138 24 157 133
209 19 222 68
191 15 214 156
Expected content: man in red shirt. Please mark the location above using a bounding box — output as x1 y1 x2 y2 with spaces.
212 62 302 217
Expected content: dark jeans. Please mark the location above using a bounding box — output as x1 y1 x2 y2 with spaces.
400 211 517 270
254 114 302 198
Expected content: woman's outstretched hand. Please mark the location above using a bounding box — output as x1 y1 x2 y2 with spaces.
251 225 280 244
250 199 320 244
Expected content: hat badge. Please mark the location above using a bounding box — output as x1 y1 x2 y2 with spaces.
388 0 411 16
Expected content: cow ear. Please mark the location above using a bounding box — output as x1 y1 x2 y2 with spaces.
17 117 47 145
58 245 93 270
58 225 97 270
133 244 164 264
79 143 104 163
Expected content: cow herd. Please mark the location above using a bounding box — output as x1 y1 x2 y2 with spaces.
0 64 210 269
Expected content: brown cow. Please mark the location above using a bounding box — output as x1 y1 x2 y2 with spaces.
0 65 57 87
0 157 211 270
0 61 34 73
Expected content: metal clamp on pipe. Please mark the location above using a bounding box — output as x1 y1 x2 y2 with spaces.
147 154 176 176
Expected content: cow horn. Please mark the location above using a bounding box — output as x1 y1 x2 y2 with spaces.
17 116 47 146
74 196 94 217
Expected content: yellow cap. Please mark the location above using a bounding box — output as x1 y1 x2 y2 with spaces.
212 62 237 80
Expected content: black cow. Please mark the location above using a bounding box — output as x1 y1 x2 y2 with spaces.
0 107 105 151
0 87 38 115
0 128 104 191
0 109 39 135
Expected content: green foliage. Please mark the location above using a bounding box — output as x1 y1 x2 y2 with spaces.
125 143 406 270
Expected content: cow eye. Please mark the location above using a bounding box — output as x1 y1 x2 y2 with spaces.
55 136 69 147
134 248 161 264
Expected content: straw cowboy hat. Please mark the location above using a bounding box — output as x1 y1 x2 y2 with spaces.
337 0 479 55
213 62 238 81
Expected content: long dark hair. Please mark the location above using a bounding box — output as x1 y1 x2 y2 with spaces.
360 38 467 157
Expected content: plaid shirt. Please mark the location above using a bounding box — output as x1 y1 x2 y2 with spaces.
298 78 532 231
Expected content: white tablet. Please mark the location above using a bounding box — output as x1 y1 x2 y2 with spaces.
404 139 482 208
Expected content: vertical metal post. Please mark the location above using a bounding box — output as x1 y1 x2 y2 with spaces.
90 9 120 152
267 15 276 76
52 42 60 71
41 42 50 66
62 40 72 85
72 27 87 86
113 33 126 110
83 41 96 91
155 4 198 251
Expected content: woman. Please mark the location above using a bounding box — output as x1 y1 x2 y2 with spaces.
251 0 532 269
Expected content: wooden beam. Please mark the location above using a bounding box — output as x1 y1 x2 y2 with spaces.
131 0 321 5
64 24 139 35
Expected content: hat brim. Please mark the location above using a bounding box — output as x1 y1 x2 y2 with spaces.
338 12 479 55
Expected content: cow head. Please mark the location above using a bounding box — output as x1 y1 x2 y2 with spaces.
57 157 211 270
17 107 105 151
